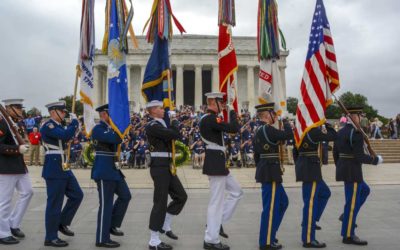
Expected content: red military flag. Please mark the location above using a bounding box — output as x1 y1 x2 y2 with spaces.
218 0 239 120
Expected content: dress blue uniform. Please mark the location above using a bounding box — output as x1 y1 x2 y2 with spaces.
333 106 380 244
40 102 83 243
253 103 293 250
295 125 336 246
91 105 131 246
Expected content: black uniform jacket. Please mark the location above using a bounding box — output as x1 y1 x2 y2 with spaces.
295 125 337 182
333 124 378 182
254 121 293 183
199 110 240 176
145 118 181 168
0 116 27 174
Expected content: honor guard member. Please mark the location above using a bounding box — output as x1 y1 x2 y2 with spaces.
200 92 243 250
295 122 337 248
40 101 83 247
333 106 383 246
91 104 132 248
145 100 188 250
0 99 33 245
253 103 293 250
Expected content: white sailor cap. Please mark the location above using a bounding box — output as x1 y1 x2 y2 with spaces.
2 99 24 108
146 100 163 109
45 101 68 112
205 92 225 100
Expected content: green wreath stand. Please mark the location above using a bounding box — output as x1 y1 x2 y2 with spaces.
83 142 95 166
174 141 190 167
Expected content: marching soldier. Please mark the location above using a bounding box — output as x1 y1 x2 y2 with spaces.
200 92 243 250
40 101 83 247
145 100 188 250
91 104 132 248
295 122 337 248
333 106 383 246
0 99 33 245
253 103 293 250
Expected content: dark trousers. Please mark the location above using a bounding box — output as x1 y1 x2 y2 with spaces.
341 181 370 238
301 180 331 243
96 179 131 244
136 153 146 166
45 175 83 241
149 167 187 232
259 182 288 247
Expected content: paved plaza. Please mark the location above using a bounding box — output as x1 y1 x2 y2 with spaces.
3 163 400 250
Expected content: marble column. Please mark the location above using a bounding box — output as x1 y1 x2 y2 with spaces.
175 65 184 108
247 66 255 110
140 65 146 108
102 69 108 104
195 65 203 110
126 65 132 102
212 65 219 92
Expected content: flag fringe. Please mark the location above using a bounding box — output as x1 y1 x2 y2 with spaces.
218 0 236 26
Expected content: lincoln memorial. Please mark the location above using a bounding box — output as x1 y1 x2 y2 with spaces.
93 35 288 113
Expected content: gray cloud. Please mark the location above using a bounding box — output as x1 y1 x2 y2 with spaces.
0 0 399 117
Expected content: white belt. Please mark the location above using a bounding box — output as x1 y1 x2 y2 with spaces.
150 152 171 158
206 144 226 152
45 150 64 155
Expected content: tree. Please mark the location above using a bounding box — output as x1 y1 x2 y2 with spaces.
287 97 298 115
26 107 41 116
59 95 83 116
325 104 341 119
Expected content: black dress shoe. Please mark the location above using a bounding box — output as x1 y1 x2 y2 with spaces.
96 240 120 248
203 241 230 250
164 231 178 240
110 227 124 236
10 228 25 238
59 225 74 237
315 224 322 230
339 214 357 227
149 242 173 250
303 240 326 248
343 235 368 245
219 226 228 238
0 236 19 245
44 238 69 247
259 242 282 250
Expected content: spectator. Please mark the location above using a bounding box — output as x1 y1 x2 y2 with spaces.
69 138 82 163
28 127 41 165
228 141 241 168
190 139 205 169
120 139 132 165
339 114 347 127
134 139 149 168
372 117 383 139
360 114 369 134
388 118 397 139
396 114 400 139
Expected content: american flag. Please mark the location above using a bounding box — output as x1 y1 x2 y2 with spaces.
294 0 340 147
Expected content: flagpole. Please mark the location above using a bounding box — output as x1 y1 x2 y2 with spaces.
64 65 81 171
167 69 177 175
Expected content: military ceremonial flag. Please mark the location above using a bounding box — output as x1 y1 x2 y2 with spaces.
103 0 131 138
78 0 96 136
218 0 239 121
141 0 185 124
257 0 286 116
294 0 340 147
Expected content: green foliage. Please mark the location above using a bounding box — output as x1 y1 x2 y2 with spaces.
59 95 83 116
26 107 41 116
287 97 298 115
325 104 341 119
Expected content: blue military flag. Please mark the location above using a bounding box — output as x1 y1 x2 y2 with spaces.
141 0 185 125
106 0 131 138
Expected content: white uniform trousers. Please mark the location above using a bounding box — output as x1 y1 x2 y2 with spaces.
205 173 243 244
0 174 33 238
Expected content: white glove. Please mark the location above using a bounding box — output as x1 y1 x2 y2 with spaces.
377 155 383 165
19 145 30 154
168 111 176 118
69 113 78 120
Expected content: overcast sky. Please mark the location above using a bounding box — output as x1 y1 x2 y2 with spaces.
0 0 399 117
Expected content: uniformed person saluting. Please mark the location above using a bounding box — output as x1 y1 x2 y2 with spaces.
40 101 83 247
295 122 337 248
145 100 188 250
200 92 243 250
253 103 293 250
333 106 383 246
91 104 132 248
0 99 33 245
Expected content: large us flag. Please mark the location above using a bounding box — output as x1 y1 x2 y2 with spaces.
294 0 340 147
